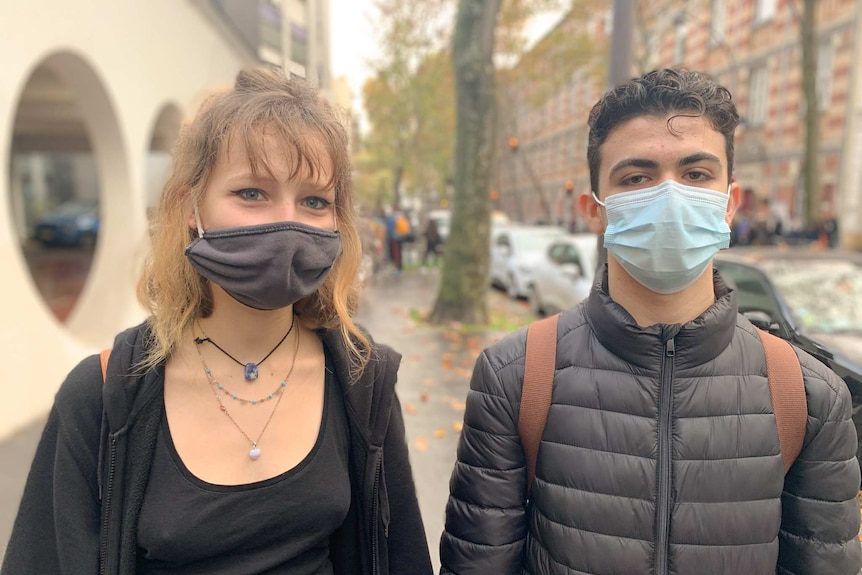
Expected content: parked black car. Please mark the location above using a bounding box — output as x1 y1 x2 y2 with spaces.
714 248 862 477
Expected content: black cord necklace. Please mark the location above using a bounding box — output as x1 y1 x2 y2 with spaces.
194 315 295 382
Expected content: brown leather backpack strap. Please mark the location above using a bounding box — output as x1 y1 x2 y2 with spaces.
99 348 112 384
756 328 807 474
518 314 559 498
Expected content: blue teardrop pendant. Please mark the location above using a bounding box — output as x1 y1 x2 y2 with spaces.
244 363 259 382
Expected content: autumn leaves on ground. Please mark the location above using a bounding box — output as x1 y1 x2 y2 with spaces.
379 274 535 455
354 269 536 567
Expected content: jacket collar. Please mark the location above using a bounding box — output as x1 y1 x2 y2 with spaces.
585 266 738 371
103 323 164 434
322 328 401 448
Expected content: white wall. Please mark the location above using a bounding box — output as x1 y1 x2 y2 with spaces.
0 0 254 440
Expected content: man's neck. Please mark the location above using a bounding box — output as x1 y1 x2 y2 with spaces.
607 258 717 327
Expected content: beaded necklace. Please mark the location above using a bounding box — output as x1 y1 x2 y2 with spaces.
194 315 295 382
195 329 301 461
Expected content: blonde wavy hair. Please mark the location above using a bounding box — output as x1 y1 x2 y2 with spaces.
137 66 369 375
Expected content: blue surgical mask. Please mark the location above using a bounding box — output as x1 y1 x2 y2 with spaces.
593 180 731 294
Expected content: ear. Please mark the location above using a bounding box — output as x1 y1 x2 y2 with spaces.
579 191 605 234
186 189 202 233
725 180 741 226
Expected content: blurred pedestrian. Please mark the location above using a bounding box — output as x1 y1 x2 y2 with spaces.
440 68 860 575
422 217 442 267
386 209 411 272
2 66 431 575
818 201 839 248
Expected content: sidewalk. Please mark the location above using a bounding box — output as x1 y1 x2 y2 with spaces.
355 268 536 569
0 268 536 568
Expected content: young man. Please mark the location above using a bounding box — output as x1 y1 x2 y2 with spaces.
440 69 861 574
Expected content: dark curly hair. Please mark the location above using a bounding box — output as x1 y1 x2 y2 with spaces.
587 68 740 195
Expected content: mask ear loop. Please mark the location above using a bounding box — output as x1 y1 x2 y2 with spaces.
194 205 205 238
591 191 606 207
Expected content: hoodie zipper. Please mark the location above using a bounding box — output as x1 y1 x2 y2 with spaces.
371 454 382 575
655 338 675 575
99 435 117 575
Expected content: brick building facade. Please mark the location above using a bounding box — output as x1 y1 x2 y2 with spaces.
497 0 862 248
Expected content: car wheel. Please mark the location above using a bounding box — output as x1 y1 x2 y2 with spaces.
527 285 544 316
79 232 97 250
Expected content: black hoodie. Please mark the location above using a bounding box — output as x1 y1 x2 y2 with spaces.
2 323 432 575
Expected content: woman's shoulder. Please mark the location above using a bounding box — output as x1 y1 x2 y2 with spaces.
53 353 105 430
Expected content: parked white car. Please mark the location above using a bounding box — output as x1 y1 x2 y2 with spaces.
489 225 567 298
526 233 599 316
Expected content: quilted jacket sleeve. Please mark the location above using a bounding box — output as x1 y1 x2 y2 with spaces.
439 350 528 575
777 355 862 575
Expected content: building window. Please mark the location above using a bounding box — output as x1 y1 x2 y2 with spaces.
709 0 727 46
754 0 777 24
673 13 687 64
817 39 835 110
748 65 769 126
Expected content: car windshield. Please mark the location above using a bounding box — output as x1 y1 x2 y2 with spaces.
511 231 562 253
764 259 862 335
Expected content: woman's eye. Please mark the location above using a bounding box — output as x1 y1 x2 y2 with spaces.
234 188 265 201
303 196 332 210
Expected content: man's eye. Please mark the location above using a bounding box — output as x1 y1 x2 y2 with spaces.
234 188 264 201
624 175 646 185
687 172 711 182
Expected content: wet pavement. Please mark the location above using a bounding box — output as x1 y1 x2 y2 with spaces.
355 269 536 568
0 266 537 568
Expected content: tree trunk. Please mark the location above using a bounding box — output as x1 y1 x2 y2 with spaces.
801 0 820 228
392 164 404 210
429 0 501 325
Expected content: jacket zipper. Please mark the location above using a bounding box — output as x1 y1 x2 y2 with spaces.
656 338 675 575
99 435 117 575
371 455 382 575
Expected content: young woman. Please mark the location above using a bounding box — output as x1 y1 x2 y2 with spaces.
2 67 432 575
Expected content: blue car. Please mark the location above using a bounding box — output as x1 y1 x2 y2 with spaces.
33 199 100 248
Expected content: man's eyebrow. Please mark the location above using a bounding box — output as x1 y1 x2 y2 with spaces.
608 158 659 178
678 152 722 167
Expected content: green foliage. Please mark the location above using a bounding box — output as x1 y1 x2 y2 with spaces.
359 0 456 208
360 0 593 213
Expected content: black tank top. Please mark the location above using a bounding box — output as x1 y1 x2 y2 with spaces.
137 361 350 574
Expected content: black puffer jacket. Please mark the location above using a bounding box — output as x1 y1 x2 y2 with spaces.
441 271 861 575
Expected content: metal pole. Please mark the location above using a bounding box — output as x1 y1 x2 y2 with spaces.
596 0 635 273
608 0 635 89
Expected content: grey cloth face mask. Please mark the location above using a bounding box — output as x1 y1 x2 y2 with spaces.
185 219 341 311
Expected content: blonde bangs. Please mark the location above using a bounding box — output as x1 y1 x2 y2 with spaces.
137 66 369 373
